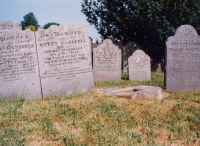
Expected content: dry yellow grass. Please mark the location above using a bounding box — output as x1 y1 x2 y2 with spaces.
0 72 200 146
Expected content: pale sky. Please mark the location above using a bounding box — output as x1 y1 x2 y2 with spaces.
0 0 100 39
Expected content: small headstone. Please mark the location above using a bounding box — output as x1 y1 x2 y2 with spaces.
93 39 121 81
36 25 94 98
0 29 42 99
128 50 151 81
166 25 200 92
105 86 163 100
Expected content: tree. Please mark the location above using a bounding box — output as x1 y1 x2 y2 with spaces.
43 22 60 29
21 12 39 30
81 0 200 63
25 25 36 32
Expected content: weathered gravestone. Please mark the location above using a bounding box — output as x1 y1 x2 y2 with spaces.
0 21 20 32
36 25 94 98
93 39 121 81
166 25 200 92
128 50 151 81
0 29 42 99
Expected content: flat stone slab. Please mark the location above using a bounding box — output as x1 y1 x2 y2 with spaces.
104 86 163 100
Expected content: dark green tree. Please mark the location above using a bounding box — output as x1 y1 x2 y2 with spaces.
81 0 200 62
21 12 39 30
43 22 60 29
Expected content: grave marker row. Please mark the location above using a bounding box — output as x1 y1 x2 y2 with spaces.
0 25 94 99
93 39 151 82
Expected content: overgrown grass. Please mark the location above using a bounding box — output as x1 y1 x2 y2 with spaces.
0 72 200 146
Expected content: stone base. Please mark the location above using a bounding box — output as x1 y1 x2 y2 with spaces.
104 86 163 100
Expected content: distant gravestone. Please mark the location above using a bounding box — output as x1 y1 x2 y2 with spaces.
0 29 42 99
36 25 94 98
128 50 151 81
0 21 20 32
166 25 200 92
93 39 121 81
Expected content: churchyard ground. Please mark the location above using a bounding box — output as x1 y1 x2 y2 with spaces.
0 72 200 146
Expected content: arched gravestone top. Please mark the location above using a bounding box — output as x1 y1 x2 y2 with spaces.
128 50 151 81
166 25 200 92
36 24 94 98
129 50 148 58
93 39 121 81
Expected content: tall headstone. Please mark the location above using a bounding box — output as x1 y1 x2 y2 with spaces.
93 39 121 81
0 29 42 99
166 25 200 92
128 50 151 81
36 25 94 98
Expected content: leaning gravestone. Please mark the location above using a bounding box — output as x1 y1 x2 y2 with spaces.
128 50 151 81
93 39 121 81
166 25 200 92
0 29 42 99
36 25 94 98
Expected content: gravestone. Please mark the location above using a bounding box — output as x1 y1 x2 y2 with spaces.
0 29 42 99
36 25 94 98
166 25 200 92
93 39 121 81
0 21 20 32
128 50 151 81
105 86 163 100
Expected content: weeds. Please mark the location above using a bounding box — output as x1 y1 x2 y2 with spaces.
63 133 76 146
0 129 24 146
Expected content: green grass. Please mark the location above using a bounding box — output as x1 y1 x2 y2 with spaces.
95 72 164 88
0 72 200 146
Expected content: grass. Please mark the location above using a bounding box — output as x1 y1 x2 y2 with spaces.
0 72 200 146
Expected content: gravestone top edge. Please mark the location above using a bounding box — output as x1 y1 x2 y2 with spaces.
95 39 120 51
37 24 88 31
166 25 200 43
0 21 21 30
129 49 150 59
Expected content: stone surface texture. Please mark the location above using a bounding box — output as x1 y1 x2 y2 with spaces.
36 25 94 98
166 25 200 92
0 25 94 99
104 86 163 100
0 21 20 32
128 50 151 81
0 29 42 99
93 39 121 81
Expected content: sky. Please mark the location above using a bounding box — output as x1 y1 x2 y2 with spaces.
0 0 100 39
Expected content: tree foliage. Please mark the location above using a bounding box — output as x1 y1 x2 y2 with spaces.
21 12 39 30
25 25 36 32
43 22 60 29
81 0 200 62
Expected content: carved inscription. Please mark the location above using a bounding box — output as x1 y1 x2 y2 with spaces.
166 25 200 92
0 29 42 99
0 25 94 99
93 39 121 81
128 50 151 81
36 25 94 97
